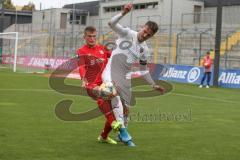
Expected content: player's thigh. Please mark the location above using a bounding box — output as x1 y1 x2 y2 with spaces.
86 84 99 100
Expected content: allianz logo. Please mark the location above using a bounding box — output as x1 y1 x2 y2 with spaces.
187 67 201 83
219 72 240 84
163 67 201 83
163 67 188 79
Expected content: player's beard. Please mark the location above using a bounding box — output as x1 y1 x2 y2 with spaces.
137 34 144 43
137 33 149 43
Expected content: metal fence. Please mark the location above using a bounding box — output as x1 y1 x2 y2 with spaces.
2 5 240 70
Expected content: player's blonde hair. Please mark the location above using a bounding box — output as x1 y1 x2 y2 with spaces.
84 26 96 34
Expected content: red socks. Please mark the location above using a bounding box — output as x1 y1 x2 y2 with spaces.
97 98 115 124
100 121 112 139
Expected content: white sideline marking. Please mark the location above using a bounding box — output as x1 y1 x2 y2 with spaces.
67 73 81 79
0 66 8 69
0 88 238 104
0 102 16 106
0 88 55 92
172 93 240 104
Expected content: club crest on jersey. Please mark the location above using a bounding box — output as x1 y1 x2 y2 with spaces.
100 50 104 54
90 59 95 65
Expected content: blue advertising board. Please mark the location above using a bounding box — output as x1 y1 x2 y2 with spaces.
218 69 240 88
155 64 240 89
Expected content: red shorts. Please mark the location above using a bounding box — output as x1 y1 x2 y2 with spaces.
85 83 107 105
85 83 113 120
85 83 99 100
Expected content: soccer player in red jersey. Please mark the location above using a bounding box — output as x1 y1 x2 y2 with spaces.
76 26 120 144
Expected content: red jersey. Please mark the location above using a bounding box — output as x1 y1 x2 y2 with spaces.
202 56 212 73
76 44 111 85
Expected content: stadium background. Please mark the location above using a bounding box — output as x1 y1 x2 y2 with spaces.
1 0 240 71
0 0 240 160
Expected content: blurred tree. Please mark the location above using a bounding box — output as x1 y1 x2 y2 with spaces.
3 0 16 10
22 2 35 11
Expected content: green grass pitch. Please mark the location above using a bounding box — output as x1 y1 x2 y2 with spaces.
0 68 240 160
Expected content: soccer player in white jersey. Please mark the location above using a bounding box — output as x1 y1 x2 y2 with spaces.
102 3 165 147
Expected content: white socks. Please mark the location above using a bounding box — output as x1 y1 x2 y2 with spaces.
111 96 125 128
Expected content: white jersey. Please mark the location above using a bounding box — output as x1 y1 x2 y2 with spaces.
102 13 150 83
102 13 152 105
114 29 150 64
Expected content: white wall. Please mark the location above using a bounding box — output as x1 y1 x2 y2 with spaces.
168 0 203 25
33 9 69 31
100 0 163 29
33 8 88 32
99 0 204 30
204 5 240 26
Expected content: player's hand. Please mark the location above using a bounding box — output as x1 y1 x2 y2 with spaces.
152 84 165 95
122 3 133 16
81 78 88 87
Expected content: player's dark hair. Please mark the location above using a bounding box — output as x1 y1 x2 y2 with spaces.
145 21 159 34
84 26 96 34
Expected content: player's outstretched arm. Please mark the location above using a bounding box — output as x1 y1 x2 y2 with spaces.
122 3 133 16
139 62 155 85
108 3 133 36
140 63 165 94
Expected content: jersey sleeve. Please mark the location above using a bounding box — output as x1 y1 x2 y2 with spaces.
209 58 213 66
109 13 129 37
104 46 112 58
76 48 86 78
139 44 151 63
